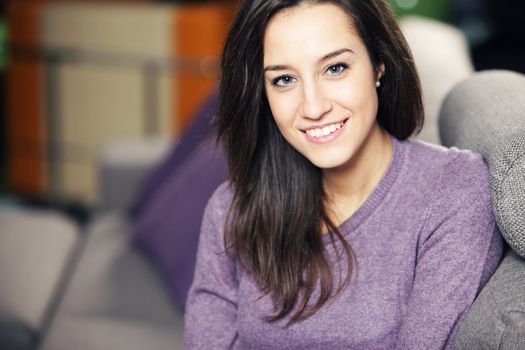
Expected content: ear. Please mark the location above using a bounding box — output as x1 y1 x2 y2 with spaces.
376 63 385 80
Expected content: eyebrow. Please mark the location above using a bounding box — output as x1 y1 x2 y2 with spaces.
263 48 354 72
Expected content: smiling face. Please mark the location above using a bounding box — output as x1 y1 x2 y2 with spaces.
263 2 386 171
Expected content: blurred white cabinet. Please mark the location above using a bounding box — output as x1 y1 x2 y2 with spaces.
33 2 232 204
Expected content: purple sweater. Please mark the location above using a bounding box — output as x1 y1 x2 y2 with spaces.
184 137 503 349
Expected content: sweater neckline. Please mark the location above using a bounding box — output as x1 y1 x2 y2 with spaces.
323 135 405 241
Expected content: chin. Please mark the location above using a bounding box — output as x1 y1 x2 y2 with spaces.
306 153 354 170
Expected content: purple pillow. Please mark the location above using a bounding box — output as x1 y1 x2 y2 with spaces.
133 142 228 310
131 90 229 309
131 91 219 217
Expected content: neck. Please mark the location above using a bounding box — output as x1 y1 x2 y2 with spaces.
322 124 393 225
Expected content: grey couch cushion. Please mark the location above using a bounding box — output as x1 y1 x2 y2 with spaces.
40 315 182 350
439 70 525 349
40 212 183 350
439 70 525 257
451 250 525 350
0 208 79 350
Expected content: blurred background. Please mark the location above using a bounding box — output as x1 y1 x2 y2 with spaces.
1 1 525 349
1 0 235 220
1 0 524 214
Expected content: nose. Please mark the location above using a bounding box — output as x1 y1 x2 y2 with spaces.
301 80 332 120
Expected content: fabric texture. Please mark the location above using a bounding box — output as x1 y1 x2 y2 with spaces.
451 250 525 350
439 70 525 258
184 137 503 350
438 70 525 349
132 90 228 310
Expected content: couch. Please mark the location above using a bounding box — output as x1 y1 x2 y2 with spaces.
1 17 524 350
442 70 525 350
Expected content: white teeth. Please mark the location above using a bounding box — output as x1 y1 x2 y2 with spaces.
306 122 344 138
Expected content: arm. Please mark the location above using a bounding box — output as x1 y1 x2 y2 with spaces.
183 184 240 349
396 154 504 350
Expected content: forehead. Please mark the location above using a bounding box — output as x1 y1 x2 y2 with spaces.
263 3 363 64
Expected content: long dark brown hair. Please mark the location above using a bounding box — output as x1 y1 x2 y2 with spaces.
214 0 423 325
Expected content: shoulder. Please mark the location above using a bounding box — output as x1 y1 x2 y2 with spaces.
397 139 493 234
403 139 486 173
204 181 234 224
401 139 490 198
196 181 235 255
401 140 495 240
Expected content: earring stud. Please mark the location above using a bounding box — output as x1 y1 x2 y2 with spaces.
376 80 381 88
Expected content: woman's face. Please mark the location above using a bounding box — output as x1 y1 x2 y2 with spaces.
263 2 384 170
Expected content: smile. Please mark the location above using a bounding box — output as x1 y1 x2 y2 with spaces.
305 120 346 138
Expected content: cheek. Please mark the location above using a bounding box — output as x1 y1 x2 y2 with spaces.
330 78 378 116
267 92 298 129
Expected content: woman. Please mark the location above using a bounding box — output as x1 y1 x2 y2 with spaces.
184 1 503 349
